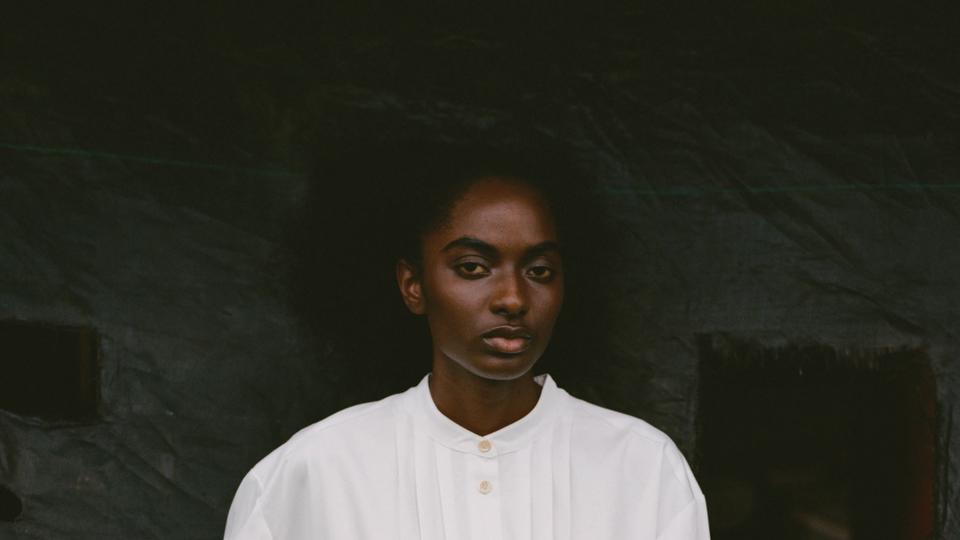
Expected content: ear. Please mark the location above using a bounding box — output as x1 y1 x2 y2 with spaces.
396 258 426 315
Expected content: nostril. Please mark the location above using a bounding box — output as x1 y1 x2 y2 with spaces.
0 485 22 522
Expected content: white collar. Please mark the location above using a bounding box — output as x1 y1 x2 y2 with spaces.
408 373 561 457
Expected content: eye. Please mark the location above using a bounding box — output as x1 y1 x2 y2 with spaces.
526 266 555 281
455 261 490 278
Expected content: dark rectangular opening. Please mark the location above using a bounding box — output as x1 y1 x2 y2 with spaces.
0 320 100 421
697 335 936 540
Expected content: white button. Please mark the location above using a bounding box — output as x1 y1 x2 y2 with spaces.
478 480 492 494
478 439 492 453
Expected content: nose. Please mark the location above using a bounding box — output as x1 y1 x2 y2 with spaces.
490 271 528 319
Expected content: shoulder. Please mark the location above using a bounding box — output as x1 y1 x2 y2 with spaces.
563 390 674 447
288 392 403 444
224 390 415 539
244 389 409 485
558 388 708 534
560 390 695 483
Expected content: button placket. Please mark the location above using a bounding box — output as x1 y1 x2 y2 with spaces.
470 454 503 540
474 439 496 497
474 454 498 495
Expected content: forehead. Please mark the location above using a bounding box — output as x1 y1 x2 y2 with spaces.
429 177 558 246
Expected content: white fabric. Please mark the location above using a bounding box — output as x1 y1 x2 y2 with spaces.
224 374 710 540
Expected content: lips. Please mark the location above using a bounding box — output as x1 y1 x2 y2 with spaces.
481 326 533 355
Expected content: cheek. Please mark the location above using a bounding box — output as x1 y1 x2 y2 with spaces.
425 274 484 326
537 282 564 318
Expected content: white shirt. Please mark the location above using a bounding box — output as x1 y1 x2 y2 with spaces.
224 374 710 540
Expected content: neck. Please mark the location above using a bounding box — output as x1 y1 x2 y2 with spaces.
428 358 543 436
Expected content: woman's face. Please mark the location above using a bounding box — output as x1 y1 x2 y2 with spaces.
397 177 564 381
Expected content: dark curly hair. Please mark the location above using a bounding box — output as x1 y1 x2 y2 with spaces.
288 137 614 403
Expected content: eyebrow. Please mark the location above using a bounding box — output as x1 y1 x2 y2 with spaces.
440 236 561 258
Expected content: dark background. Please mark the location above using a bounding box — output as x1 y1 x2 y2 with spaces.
0 1 957 538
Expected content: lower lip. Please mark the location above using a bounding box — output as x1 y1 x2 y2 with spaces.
482 336 531 354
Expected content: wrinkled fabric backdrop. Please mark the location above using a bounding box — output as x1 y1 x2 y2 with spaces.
0 1 957 538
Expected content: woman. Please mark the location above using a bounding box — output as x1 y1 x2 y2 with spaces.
224 141 709 539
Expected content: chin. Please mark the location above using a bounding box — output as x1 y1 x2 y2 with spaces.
465 354 540 381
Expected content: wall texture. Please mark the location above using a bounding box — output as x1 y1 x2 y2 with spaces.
1 2 957 538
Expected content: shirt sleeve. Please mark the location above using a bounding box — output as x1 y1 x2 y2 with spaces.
656 441 711 540
224 472 275 540
658 496 710 540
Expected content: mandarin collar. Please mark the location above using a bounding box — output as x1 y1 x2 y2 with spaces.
409 373 561 457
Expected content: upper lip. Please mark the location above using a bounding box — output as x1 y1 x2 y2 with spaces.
481 325 532 339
